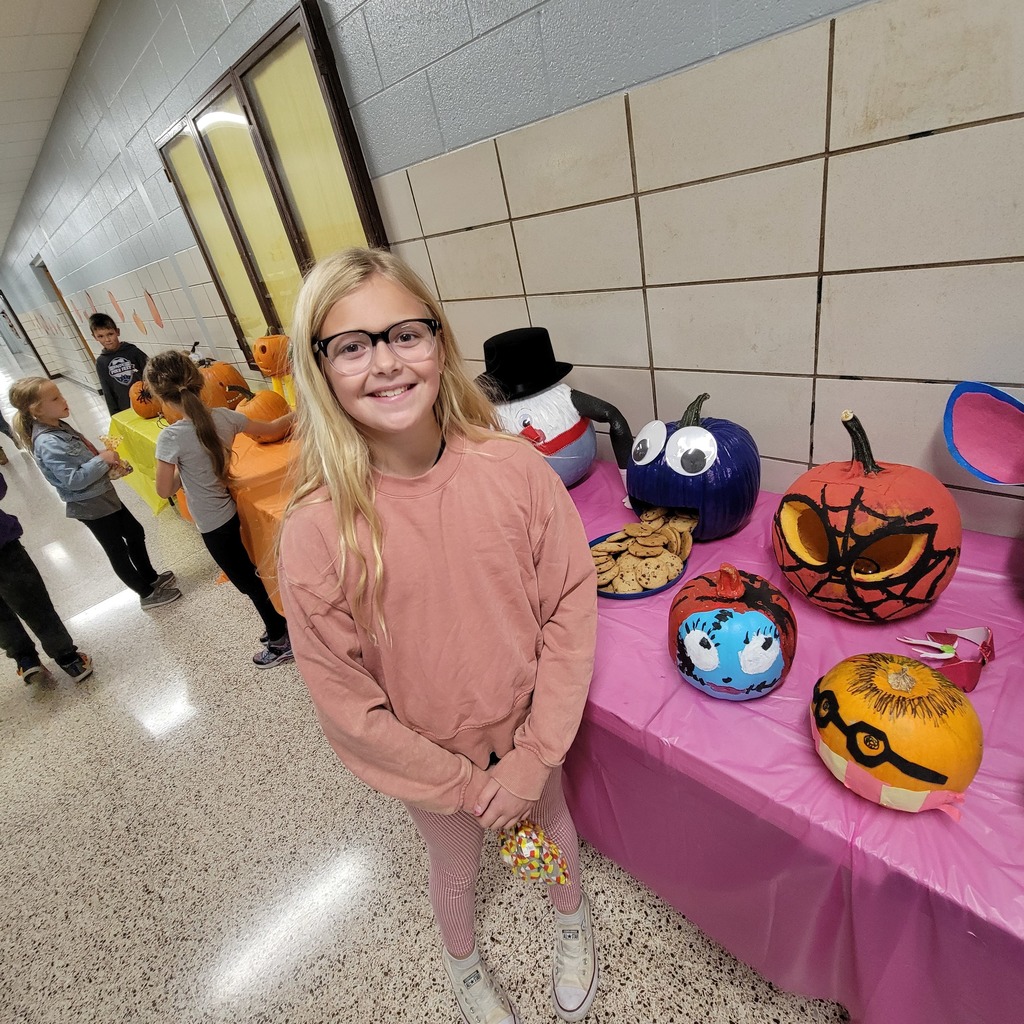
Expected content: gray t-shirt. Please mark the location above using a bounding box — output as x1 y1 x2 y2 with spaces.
155 408 248 533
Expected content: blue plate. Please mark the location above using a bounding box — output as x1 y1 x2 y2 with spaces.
590 532 688 600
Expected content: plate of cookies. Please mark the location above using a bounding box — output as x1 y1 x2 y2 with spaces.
590 507 696 599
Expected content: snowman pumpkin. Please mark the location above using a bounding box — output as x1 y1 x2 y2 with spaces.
478 328 633 487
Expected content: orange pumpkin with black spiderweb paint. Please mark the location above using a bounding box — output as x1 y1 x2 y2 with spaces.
772 411 961 622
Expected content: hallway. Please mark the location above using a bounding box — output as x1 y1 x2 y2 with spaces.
0 349 848 1023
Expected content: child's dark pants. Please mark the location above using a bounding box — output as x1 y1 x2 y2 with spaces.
201 513 287 640
80 506 158 597
0 539 77 669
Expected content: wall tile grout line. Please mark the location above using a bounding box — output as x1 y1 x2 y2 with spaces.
623 92 657 424
491 139 529 321
809 18 837 470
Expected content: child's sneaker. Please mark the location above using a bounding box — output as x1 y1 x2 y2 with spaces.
58 653 93 683
140 586 182 609
442 948 518 1024
17 660 50 685
551 893 598 1021
253 636 293 669
152 570 176 590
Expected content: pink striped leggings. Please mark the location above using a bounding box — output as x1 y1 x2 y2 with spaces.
405 768 582 958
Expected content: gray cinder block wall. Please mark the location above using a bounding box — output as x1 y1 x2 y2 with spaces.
0 0 873 312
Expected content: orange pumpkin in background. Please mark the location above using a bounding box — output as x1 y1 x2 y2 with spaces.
252 334 290 377
196 357 247 409
129 380 161 419
224 385 291 443
811 652 983 813
772 411 962 622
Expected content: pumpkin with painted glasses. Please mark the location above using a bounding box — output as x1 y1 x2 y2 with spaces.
811 652 983 814
772 410 962 622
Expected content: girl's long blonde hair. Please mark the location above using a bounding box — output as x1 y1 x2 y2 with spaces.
144 351 233 484
287 247 500 634
9 377 51 448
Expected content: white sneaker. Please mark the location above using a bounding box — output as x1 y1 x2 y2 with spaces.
552 893 598 1021
442 948 518 1024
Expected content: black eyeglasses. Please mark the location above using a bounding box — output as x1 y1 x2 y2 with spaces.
312 318 440 375
811 680 948 786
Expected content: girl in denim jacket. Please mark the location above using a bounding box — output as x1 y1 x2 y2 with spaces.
10 378 180 610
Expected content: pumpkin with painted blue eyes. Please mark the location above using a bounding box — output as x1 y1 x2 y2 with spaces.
627 393 760 541
668 563 797 701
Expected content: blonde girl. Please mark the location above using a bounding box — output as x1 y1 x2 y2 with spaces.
278 248 599 1023
145 350 294 668
11 377 179 611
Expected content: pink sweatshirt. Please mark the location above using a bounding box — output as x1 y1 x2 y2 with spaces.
278 433 597 815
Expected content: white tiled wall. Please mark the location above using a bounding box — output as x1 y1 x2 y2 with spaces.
371 0 1024 537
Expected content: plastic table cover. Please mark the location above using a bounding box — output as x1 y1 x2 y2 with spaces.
562 460 1024 1024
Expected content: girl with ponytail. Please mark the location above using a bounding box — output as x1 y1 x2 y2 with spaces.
146 351 294 668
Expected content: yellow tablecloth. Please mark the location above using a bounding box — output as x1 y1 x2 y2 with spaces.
107 409 170 514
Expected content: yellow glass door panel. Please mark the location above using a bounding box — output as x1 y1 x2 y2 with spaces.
197 91 303 330
245 30 367 261
164 130 267 343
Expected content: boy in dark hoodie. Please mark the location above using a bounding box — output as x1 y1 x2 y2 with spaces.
91 313 148 415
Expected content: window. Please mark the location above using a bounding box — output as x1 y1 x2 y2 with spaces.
159 0 385 367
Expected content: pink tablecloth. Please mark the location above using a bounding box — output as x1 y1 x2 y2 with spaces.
563 461 1024 1024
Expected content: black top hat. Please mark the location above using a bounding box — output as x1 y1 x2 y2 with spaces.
477 327 573 401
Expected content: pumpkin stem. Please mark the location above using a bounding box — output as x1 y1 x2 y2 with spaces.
841 410 883 475
716 563 745 601
680 393 711 428
224 384 256 401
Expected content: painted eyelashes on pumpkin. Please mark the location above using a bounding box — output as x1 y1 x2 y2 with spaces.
742 628 779 647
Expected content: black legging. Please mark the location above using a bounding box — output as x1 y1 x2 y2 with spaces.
80 506 158 597
201 513 287 641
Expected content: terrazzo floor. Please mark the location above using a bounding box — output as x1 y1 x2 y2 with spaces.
0 344 851 1023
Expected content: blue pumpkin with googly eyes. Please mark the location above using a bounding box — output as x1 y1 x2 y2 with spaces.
669 563 798 701
627 393 760 541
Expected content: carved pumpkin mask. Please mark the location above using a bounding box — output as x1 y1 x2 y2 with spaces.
773 411 962 622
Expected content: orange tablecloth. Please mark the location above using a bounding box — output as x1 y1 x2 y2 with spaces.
230 434 296 613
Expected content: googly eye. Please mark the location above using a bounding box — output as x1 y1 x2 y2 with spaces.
739 634 780 675
666 426 718 476
683 629 719 673
517 411 533 429
631 420 668 466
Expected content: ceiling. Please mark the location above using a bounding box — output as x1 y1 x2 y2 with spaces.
0 0 100 256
